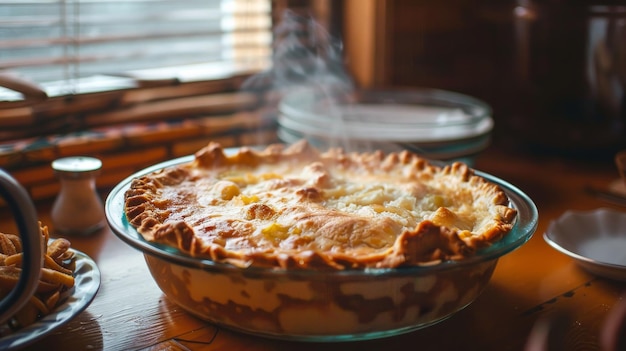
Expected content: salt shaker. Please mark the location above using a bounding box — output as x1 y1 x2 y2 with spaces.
51 156 105 236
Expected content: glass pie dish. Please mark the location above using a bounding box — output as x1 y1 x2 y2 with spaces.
104 151 538 342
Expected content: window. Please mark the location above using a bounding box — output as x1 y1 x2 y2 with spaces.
0 0 341 204
0 0 273 99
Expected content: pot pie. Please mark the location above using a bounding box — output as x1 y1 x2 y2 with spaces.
124 140 517 270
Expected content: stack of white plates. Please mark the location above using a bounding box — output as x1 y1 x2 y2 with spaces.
277 87 493 164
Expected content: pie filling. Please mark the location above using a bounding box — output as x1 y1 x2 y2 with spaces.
124 140 517 270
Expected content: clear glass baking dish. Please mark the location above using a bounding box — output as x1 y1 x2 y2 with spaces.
105 148 538 342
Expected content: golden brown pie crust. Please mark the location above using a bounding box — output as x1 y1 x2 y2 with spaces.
124 140 517 270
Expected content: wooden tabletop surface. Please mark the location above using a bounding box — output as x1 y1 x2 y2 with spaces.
1 144 625 351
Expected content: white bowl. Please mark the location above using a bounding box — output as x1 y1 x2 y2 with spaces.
544 208 626 281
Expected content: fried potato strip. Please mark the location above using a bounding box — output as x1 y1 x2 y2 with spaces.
0 223 76 332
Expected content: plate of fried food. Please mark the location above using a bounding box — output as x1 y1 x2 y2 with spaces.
0 224 100 350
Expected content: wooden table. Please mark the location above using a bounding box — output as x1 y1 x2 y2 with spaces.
2 145 625 351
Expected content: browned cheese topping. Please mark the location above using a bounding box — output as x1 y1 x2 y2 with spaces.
124 140 517 270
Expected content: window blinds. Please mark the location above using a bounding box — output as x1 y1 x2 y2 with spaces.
0 0 272 98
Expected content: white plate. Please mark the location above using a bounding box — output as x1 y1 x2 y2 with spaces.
277 110 493 143
0 249 101 350
278 88 494 143
544 208 626 281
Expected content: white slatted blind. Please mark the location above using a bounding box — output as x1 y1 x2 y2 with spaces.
0 0 272 98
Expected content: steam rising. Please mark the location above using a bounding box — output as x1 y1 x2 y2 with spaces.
241 11 492 162
242 10 355 95
240 10 361 150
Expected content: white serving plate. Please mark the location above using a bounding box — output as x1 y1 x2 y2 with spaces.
278 88 494 143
